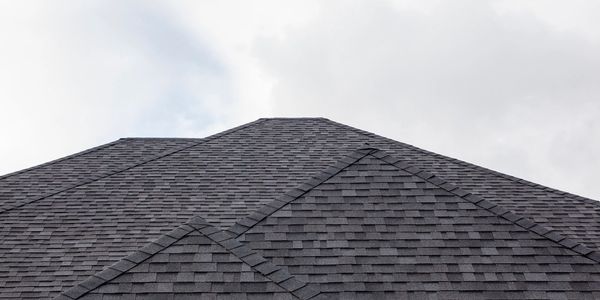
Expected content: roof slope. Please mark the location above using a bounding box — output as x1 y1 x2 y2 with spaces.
235 150 600 299
0 117 599 299
58 217 324 300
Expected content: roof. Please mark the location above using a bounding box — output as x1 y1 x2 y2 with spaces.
1 117 599 299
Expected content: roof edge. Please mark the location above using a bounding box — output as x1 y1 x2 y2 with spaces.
320 118 600 206
0 139 124 181
369 149 600 264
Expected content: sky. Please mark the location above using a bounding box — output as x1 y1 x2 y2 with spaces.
0 0 599 200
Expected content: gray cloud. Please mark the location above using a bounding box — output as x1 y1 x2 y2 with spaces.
254 0 600 199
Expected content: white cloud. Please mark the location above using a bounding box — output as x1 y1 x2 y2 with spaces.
0 0 599 200
0 1 234 172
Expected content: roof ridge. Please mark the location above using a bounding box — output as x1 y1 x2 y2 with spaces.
57 216 323 300
369 149 600 264
320 118 600 206
0 138 124 181
227 147 376 237
0 118 268 215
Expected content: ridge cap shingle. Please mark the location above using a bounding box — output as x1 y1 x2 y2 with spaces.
369 149 600 264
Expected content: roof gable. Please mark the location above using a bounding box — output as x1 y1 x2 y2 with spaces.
234 149 600 299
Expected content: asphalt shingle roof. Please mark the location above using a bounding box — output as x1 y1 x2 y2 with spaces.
0 117 599 299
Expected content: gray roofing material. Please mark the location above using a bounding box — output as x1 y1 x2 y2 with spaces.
236 149 600 299
58 216 324 300
0 117 599 299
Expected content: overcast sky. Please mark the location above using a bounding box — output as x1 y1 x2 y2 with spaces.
1 0 599 200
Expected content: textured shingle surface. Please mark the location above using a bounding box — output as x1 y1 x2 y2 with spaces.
237 153 600 299
0 138 200 212
0 117 599 299
58 216 326 300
